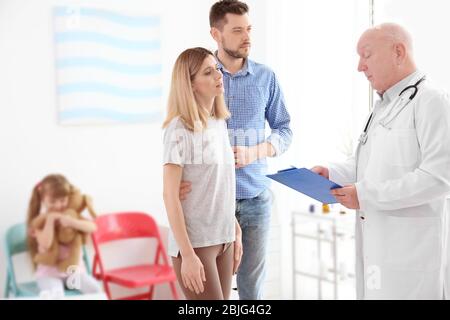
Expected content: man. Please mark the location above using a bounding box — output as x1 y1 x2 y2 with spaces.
180 0 292 300
313 23 450 299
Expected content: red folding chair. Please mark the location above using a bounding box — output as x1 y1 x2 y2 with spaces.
91 212 178 300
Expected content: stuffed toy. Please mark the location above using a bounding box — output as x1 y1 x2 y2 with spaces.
31 187 97 272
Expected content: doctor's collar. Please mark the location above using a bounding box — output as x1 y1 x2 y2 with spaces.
379 70 422 103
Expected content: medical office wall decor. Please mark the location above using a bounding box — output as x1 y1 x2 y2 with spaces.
53 6 163 125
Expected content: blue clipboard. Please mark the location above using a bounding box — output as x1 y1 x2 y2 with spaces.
267 167 342 204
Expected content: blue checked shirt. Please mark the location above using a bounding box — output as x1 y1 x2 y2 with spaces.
218 58 292 200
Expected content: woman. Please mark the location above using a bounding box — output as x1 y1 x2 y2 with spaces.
162 47 242 300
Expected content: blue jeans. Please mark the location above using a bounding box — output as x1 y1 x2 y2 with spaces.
235 188 272 300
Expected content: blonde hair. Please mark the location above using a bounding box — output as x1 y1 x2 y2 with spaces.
26 174 73 265
163 47 230 131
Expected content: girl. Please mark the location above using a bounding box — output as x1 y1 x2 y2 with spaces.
163 47 242 300
27 174 101 298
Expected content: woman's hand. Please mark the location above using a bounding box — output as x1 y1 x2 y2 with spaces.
233 222 243 275
181 253 206 295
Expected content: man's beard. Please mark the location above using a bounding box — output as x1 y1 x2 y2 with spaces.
223 41 250 59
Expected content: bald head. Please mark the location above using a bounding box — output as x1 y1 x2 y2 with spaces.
366 23 414 52
357 23 417 93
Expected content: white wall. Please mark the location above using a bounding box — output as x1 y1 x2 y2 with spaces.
375 0 450 93
0 0 267 298
265 0 370 299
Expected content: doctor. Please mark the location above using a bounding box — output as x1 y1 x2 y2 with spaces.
313 23 450 299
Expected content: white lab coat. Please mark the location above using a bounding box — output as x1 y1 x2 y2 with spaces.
330 71 450 299
445 197 450 299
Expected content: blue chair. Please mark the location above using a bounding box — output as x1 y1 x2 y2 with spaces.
3 222 91 298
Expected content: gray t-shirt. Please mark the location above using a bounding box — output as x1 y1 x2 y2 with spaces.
163 116 236 257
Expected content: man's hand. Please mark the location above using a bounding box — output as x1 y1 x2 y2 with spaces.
179 181 192 200
311 166 329 179
331 185 360 209
233 222 243 275
233 146 258 169
233 143 275 169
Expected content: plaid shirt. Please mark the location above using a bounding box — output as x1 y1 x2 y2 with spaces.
218 58 292 199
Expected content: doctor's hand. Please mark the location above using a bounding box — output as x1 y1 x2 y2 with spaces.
179 181 192 200
331 185 360 210
311 166 329 179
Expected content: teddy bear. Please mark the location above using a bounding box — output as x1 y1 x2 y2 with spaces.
31 186 97 272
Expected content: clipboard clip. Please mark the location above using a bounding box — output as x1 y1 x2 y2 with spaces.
277 166 297 173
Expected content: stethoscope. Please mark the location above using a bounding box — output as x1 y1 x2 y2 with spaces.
355 75 426 179
358 75 426 145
